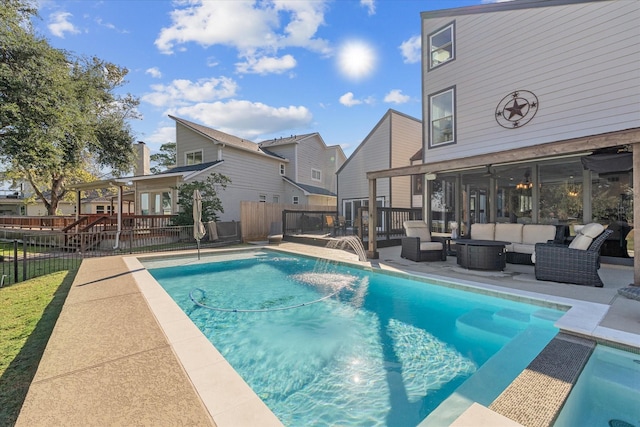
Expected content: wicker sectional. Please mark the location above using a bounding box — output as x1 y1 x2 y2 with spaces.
462 223 562 265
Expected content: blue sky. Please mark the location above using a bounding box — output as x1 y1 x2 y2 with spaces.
33 0 492 157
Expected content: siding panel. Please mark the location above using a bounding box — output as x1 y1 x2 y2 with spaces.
422 1 640 163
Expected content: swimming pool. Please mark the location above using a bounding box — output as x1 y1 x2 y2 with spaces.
144 250 564 426
553 345 640 427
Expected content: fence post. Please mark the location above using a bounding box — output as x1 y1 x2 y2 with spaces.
22 239 27 281
13 240 18 283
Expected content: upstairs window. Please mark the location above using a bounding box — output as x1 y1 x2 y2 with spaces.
311 169 322 182
428 22 455 70
280 163 286 176
293 196 299 205
429 86 456 147
185 150 203 165
259 194 266 203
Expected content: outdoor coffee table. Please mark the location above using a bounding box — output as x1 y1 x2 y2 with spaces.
454 239 509 271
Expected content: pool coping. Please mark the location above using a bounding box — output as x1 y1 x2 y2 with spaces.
126 247 640 426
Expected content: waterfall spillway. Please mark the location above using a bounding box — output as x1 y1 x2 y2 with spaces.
326 235 368 262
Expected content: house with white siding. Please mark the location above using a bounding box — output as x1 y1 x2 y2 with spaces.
364 0 640 266
129 116 346 222
336 109 422 226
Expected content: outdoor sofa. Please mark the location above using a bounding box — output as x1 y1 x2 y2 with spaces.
461 223 564 265
533 223 612 287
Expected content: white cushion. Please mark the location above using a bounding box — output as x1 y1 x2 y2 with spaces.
503 243 515 252
522 224 556 245
404 221 432 242
471 223 495 240
420 241 443 251
512 243 535 254
569 234 593 250
495 223 524 244
580 223 605 238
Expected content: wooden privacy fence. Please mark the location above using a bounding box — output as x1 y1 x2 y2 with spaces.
240 201 334 241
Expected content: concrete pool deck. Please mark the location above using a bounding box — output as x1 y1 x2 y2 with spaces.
14 243 640 426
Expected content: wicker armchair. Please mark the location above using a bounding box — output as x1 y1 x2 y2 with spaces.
401 220 447 262
534 228 612 287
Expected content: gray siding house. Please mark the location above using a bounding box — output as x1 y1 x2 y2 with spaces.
365 0 640 269
130 116 346 222
336 109 422 225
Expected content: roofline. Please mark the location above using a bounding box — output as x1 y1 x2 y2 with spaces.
282 176 310 196
184 160 224 180
337 109 420 174
421 0 607 19
170 115 285 161
68 178 132 191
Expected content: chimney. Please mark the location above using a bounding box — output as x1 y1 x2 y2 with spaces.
135 141 150 176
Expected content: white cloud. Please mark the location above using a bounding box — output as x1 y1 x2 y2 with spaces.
384 89 410 104
48 11 80 38
236 54 297 75
400 35 421 64
145 126 176 152
154 0 331 75
145 67 162 79
339 92 362 107
167 100 313 140
360 0 375 15
95 18 128 34
142 77 238 107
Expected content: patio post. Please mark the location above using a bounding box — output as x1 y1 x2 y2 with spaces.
367 177 378 259
633 143 640 285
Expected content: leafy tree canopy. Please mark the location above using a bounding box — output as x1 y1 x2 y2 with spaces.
150 142 176 174
0 0 140 215
173 174 231 226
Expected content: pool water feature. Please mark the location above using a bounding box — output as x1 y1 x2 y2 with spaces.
553 345 640 427
144 250 564 427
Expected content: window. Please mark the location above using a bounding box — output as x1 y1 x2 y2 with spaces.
279 164 286 176
273 195 280 203
96 205 105 214
185 150 203 165
259 194 266 203
293 196 299 205
428 22 455 70
412 174 424 195
311 169 322 182
429 86 455 147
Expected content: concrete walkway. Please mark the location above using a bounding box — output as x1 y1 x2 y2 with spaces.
15 256 216 426
15 243 640 426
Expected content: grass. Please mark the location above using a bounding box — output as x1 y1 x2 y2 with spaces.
1 255 81 286
0 269 77 426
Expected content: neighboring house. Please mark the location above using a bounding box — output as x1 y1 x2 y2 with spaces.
130 116 346 221
0 187 76 216
365 0 640 258
336 109 422 225
80 193 135 215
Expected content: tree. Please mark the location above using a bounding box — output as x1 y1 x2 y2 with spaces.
0 1 139 215
172 174 231 226
150 142 176 174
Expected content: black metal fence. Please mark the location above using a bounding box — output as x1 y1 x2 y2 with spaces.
0 222 242 287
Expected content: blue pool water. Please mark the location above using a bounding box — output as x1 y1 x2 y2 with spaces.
145 250 563 427
554 345 640 427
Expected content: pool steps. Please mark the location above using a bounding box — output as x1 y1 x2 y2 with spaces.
488 333 595 427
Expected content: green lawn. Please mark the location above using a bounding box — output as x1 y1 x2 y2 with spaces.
0 269 77 426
